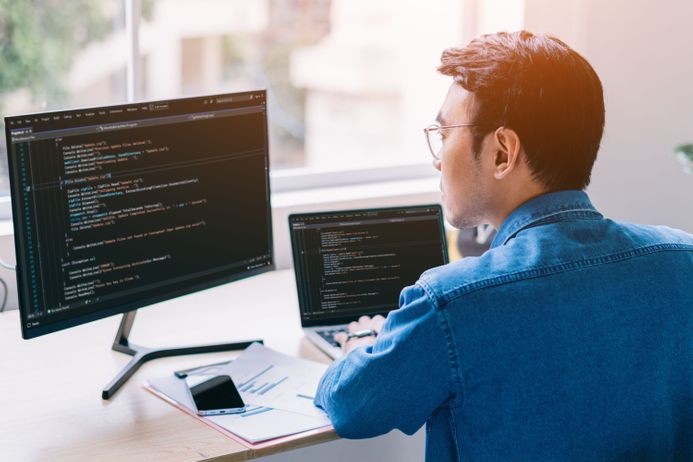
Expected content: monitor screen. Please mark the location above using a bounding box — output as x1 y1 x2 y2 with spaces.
5 91 273 339
289 205 448 326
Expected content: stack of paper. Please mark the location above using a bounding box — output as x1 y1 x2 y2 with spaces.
144 343 332 445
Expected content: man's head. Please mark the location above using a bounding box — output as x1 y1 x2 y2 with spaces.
432 30 605 229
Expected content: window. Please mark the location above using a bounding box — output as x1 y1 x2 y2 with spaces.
1 0 525 207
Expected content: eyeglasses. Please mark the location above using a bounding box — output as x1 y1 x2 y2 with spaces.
423 123 476 160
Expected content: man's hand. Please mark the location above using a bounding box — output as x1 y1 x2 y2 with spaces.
334 315 386 354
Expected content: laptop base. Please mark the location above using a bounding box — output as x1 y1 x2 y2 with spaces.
304 325 347 359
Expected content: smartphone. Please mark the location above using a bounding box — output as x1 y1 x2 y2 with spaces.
184 374 246 416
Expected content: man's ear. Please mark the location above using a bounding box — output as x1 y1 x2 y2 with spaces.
492 127 522 180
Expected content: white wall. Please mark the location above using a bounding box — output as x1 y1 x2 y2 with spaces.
263 428 425 462
524 0 693 232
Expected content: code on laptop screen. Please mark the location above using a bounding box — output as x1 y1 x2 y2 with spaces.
290 206 447 325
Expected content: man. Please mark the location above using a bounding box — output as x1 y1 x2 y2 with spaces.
314 31 693 461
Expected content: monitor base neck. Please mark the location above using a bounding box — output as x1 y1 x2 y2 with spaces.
101 310 262 400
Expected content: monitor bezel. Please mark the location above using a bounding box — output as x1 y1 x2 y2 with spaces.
288 204 449 328
5 90 275 339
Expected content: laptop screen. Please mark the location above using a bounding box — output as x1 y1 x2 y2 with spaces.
289 205 448 326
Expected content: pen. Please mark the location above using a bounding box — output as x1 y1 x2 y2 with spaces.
174 360 232 379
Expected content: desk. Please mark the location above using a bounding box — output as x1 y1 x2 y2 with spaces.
0 269 341 461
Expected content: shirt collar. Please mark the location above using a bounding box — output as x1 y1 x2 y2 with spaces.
491 190 602 248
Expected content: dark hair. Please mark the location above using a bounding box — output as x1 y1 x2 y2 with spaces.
438 31 604 190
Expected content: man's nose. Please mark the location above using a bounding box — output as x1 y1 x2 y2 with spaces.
432 158 442 171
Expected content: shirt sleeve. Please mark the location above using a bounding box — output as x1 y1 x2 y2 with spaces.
314 283 455 438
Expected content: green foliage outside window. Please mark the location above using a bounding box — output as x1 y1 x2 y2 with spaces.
673 144 693 175
0 0 113 193
0 0 112 106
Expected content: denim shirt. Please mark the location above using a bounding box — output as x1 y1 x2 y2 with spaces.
314 190 693 461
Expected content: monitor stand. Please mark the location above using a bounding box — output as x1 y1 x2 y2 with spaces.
102 310 262 400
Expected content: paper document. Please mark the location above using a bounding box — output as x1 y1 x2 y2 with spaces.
227 343 330 419
145 374 328 443
144 343 332 444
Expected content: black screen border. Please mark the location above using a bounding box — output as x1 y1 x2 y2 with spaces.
5 90 274 339
289 204 448 327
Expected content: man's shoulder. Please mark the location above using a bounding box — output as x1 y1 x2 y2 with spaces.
418 220 693 307
613 221 693 246
417 246 522 307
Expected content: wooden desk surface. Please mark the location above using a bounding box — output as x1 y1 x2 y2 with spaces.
0 269 338 462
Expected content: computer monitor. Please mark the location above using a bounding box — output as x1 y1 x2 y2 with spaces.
4 90 274 398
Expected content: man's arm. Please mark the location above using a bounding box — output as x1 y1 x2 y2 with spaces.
314 284 456 438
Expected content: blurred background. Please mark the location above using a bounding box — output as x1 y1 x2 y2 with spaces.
0 0 691 265
0 3 690 457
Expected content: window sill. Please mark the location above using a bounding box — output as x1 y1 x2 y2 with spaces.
270 163 438 194
272 176 440 209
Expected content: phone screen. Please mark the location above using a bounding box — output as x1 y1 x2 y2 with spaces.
185 374 245 415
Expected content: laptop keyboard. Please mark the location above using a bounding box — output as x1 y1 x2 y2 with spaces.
316 328 347 347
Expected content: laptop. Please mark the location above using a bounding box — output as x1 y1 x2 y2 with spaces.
289 204 449 359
